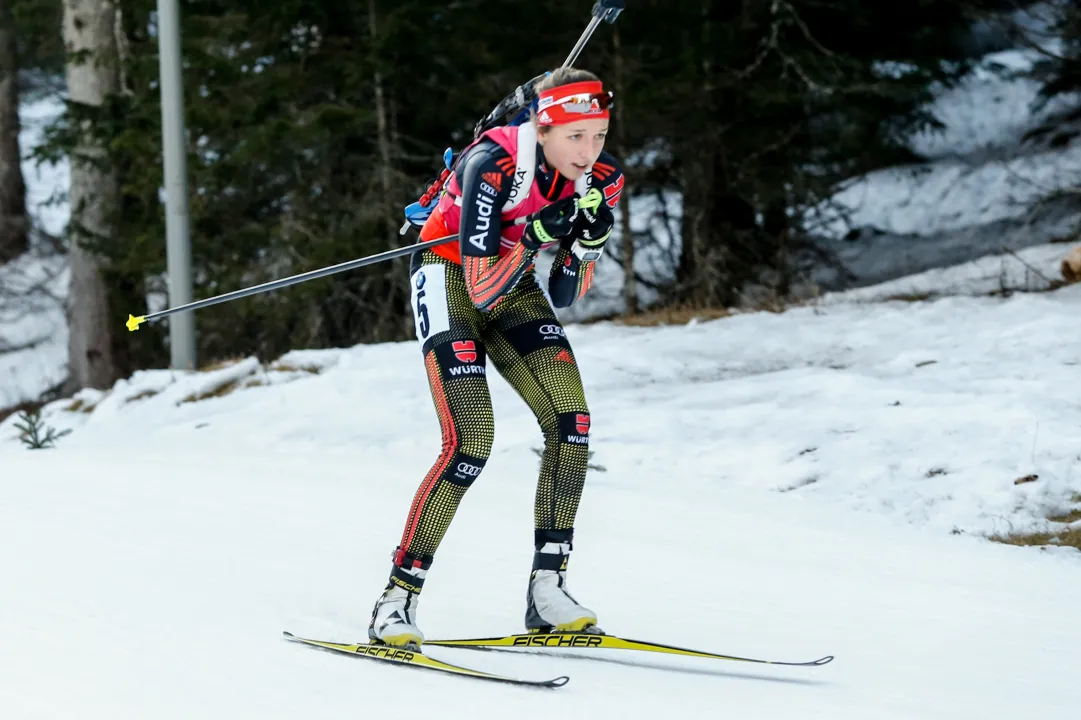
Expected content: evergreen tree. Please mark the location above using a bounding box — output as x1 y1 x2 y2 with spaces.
12 0 65 96
1030 0 1081 108
24 0 1011 376
602 0 991 307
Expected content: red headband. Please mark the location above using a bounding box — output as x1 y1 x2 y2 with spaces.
536 80 612 126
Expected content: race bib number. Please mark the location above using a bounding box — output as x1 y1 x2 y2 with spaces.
410 264 451 343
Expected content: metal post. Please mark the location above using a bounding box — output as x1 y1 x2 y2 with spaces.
156 0 196 369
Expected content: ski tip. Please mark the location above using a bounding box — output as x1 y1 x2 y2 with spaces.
811 655 834 666
550 676 571 688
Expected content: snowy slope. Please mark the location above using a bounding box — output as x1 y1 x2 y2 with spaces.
2 282 1080 718
7 282 1080 538
813 31 1081 288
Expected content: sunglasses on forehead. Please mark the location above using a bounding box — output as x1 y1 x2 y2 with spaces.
551 90 615 114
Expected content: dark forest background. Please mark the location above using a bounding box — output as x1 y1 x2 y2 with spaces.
3 0 1080 393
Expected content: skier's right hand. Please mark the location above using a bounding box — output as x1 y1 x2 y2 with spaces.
522 195 583 250
572 188 614 249
564 188 612 263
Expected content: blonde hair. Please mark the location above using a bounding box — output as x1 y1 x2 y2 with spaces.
532 68 603 135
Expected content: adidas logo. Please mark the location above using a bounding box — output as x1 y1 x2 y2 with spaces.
554 349 575 364
482 171 503 193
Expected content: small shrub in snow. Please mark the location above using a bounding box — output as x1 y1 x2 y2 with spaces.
991 527 1081 553
1048 507 1081 524
991 493 1081 552
15 407 72 450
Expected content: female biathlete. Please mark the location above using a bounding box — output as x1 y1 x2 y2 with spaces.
369 68 625 647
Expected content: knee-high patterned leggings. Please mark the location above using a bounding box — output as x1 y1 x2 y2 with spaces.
395 250 592 563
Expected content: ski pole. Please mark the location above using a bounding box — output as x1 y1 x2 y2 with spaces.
126 231 458 332
474 0 627 137
125 211 539 332
125 185 607 331
565 0 626 67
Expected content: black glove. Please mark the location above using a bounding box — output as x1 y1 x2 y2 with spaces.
574 189 614 248
521 194 583 250
565 188 612 262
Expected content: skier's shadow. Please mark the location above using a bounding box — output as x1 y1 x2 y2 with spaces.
437 647 831 686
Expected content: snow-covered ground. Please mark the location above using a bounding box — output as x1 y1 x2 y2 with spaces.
7 281 1080 539
2 279 1080 717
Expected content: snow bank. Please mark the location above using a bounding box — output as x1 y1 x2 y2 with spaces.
6 282 1080 545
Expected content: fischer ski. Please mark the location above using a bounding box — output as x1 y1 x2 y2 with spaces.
282 631 570 688
425 632 833 668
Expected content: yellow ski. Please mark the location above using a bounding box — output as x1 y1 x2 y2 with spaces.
282 631 569 687
425 632 833 667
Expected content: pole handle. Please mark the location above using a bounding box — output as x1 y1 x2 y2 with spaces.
592 0 625 23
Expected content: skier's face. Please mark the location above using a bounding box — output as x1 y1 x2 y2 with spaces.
539 119 609 181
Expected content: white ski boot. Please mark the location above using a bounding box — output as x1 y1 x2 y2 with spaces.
525 530 602 634
368 550 430 648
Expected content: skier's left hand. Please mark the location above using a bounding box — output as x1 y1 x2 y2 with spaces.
522 195 583 250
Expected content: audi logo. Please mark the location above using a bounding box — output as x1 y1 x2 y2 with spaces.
539 325 566 337
457 463 482 476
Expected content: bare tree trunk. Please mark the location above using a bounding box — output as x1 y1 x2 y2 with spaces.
678 2 714 306
368 0 410 340
369 0 395 252
611 27 636 315
63 0 121 392
677 1 742 308
0 0 28 263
